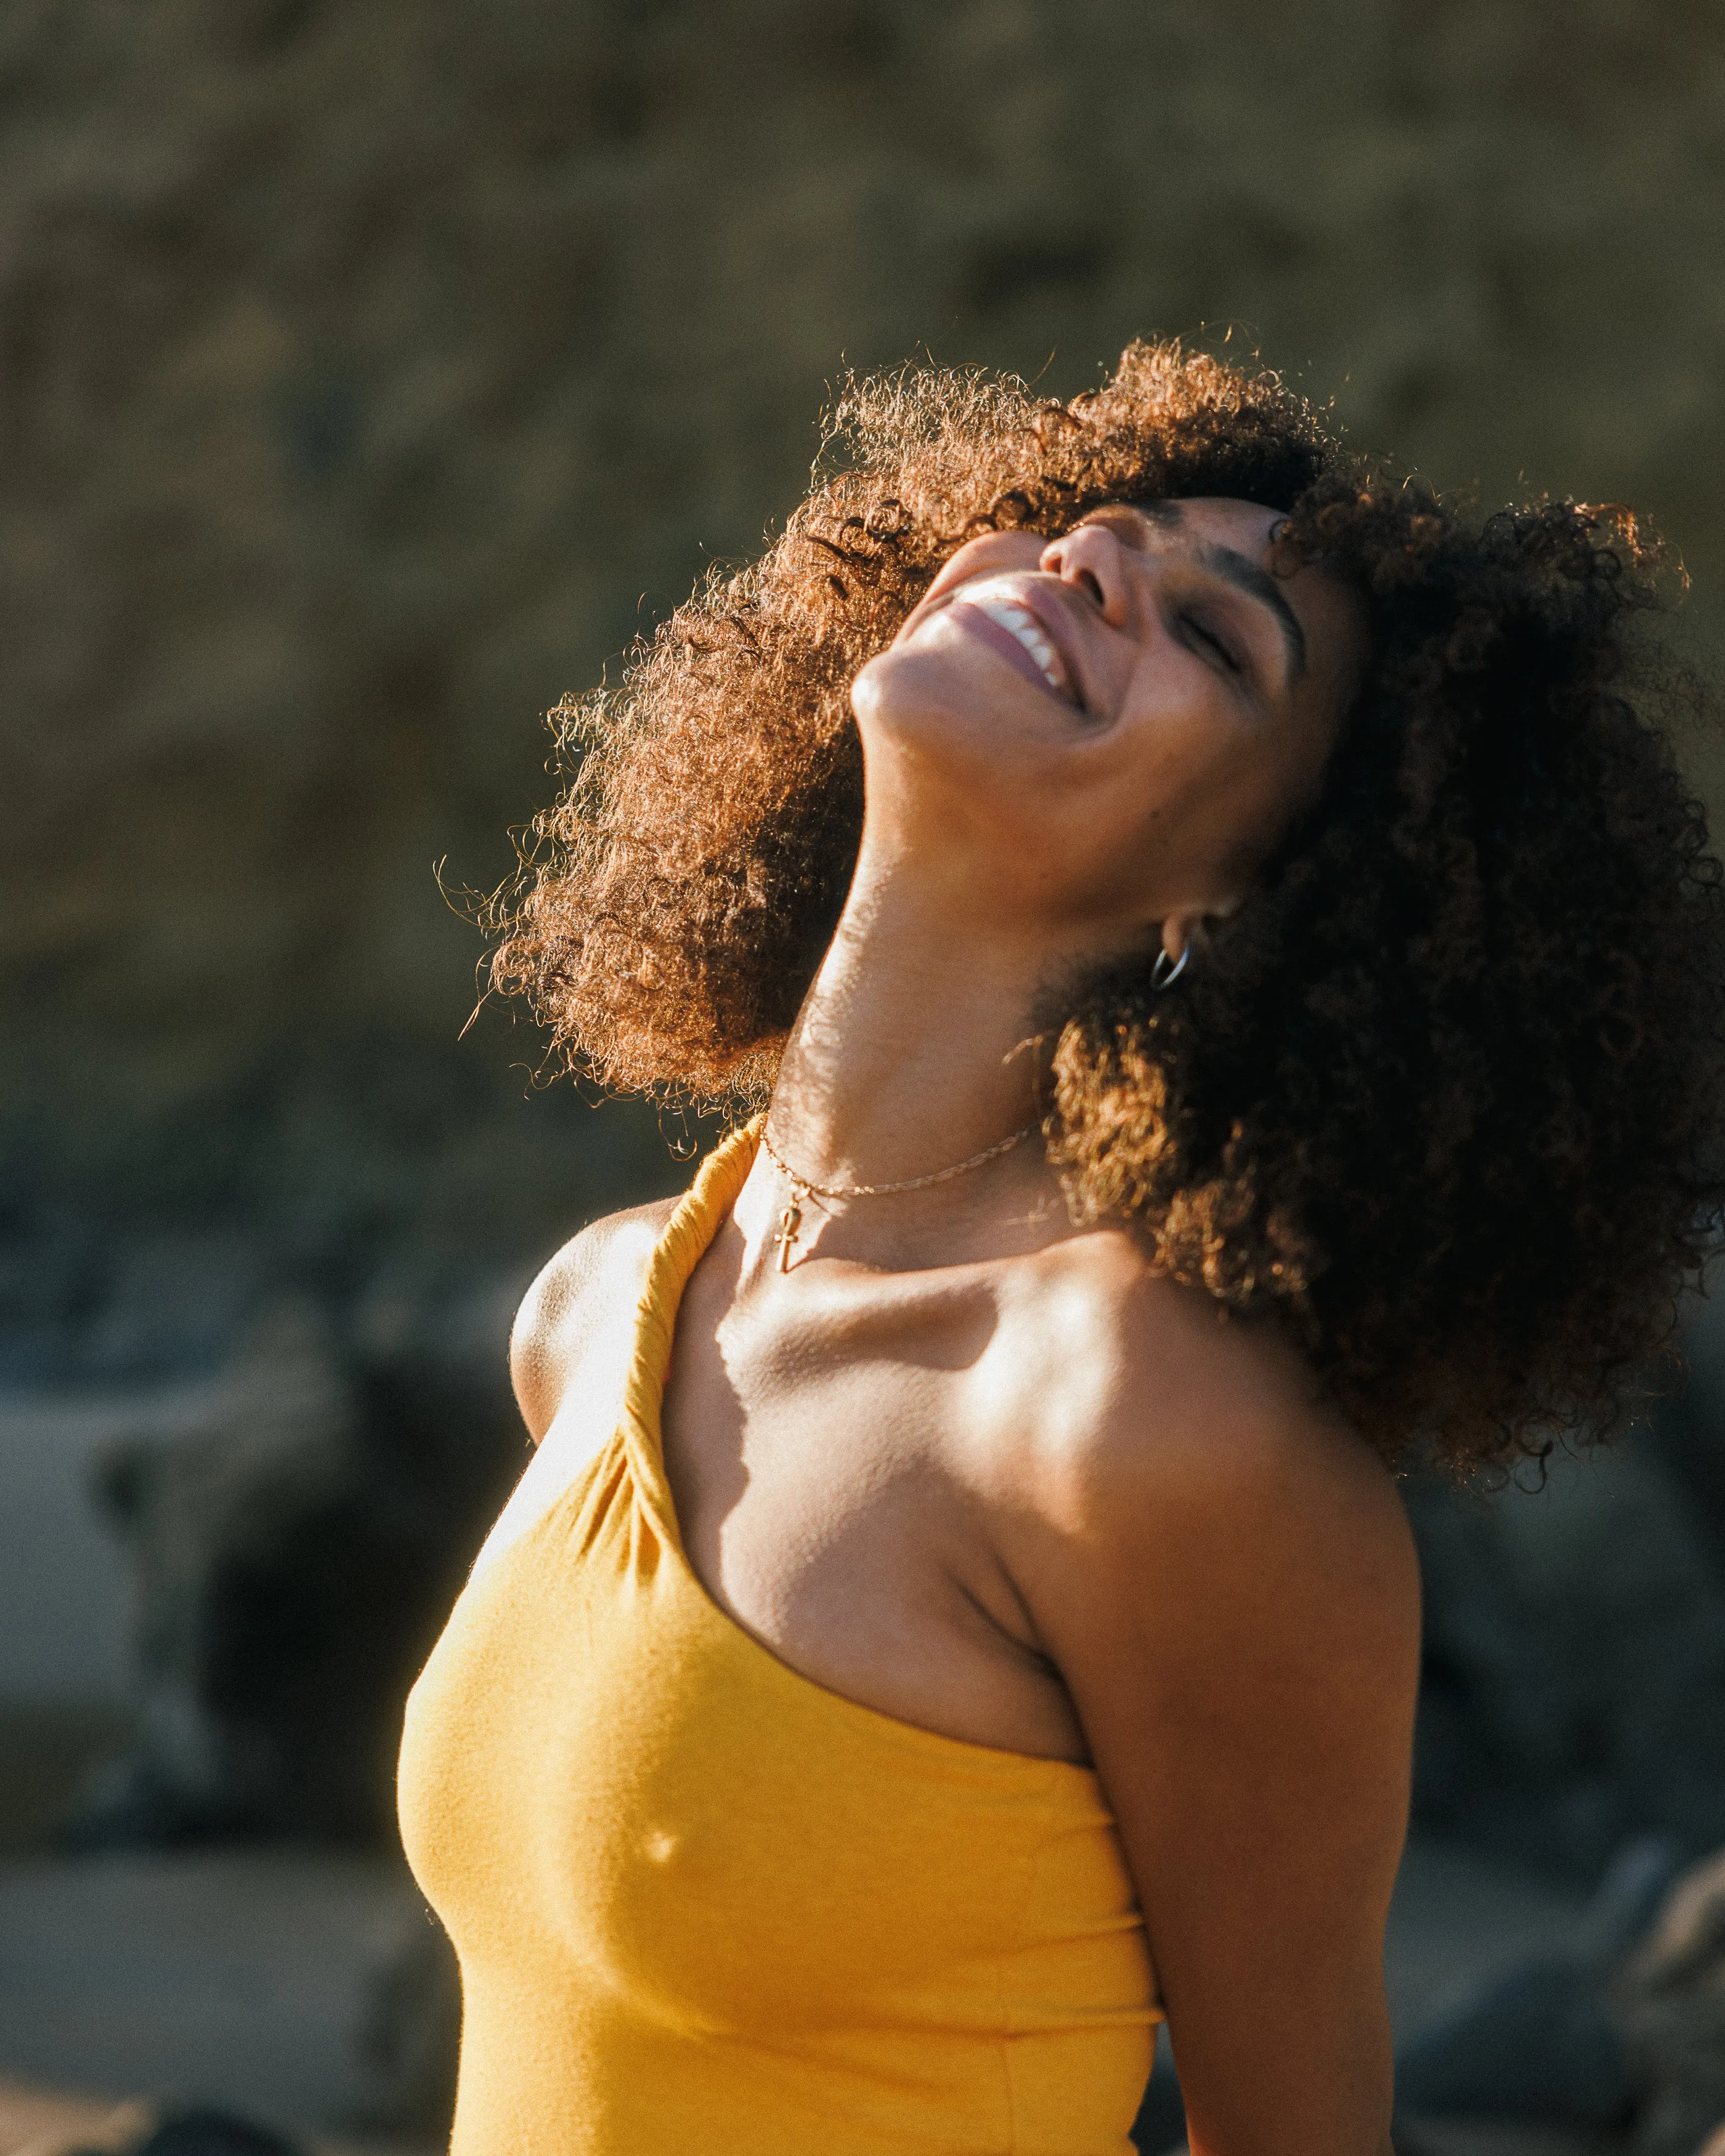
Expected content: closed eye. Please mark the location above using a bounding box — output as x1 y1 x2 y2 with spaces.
1179 612 1243 675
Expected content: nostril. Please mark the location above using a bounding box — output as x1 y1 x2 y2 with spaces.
1076 568 1105 609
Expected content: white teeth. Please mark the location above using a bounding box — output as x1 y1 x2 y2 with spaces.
975 594 1065 695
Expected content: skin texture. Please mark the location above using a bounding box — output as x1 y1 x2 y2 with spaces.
501 501 1416 2156
491 342 1725 1478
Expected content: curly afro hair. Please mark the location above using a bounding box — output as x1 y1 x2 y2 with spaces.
488 341 1725 1476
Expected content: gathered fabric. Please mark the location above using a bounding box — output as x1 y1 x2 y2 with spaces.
398 1122 1161 2154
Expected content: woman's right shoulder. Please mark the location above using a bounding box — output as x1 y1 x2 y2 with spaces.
508 1196 681 1445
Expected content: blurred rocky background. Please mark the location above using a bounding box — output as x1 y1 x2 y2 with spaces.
4 0 1725 2150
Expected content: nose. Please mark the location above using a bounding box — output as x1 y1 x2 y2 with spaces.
1039 522 1138 630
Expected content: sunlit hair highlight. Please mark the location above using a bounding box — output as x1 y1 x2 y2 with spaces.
489 342 1725 1474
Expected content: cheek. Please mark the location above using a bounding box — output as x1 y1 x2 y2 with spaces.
1111 683 1247 825
1094 695 1292 889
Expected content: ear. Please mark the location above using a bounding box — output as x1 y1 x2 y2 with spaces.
1163 894 1241 964
1160 910 1205 965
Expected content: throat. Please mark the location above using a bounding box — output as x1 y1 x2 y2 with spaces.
766 890 1054 1194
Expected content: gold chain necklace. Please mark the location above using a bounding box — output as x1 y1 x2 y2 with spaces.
758 1117 1038 1273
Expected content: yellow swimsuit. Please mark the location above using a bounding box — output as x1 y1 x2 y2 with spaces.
398 1125 1161 2154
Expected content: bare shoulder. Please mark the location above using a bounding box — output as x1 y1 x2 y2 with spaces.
992 1228 1418 1633
509 1196 680 1444
986 1231 1419 2146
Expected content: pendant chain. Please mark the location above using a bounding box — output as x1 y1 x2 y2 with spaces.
758 1117 1038 1273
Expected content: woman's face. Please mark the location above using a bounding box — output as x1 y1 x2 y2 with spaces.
850 498 1368 956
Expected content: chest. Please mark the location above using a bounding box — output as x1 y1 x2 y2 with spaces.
654 1239 1087 1757
399 1459 1156 2153
660 1258 989 1642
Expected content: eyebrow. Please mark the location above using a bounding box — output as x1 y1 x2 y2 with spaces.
1194 542 1308 683
1107 502 1309 684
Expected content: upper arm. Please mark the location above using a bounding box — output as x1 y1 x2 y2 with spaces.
1018 1351 1418 2156
509 1200 677 1445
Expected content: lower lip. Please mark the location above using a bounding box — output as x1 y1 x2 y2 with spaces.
941 600 1071 706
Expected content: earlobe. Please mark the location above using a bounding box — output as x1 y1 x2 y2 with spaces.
1153 914 1195 991
1155 899 1235 986
1161 909 1216 967
1177 896 1242 954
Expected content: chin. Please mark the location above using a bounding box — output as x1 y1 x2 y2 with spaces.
849 660 1065 893
851 640 1032 771
850 644 931 734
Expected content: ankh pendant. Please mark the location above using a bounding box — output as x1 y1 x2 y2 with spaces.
774 1198 803 1273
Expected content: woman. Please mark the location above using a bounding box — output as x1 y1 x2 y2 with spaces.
397 344 1725 2155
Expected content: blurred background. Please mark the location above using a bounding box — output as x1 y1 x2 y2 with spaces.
5 2 1725 2152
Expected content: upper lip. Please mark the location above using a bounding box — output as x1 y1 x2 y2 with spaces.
941 573 1095 714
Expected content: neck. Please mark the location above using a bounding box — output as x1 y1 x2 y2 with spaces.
765 868 1073 1188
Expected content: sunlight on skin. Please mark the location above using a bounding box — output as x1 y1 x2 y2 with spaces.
513 500 1406 2156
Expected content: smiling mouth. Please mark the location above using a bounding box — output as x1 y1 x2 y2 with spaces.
945 583 1081 709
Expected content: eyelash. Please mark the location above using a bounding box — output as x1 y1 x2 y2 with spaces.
1179 611 1243 675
